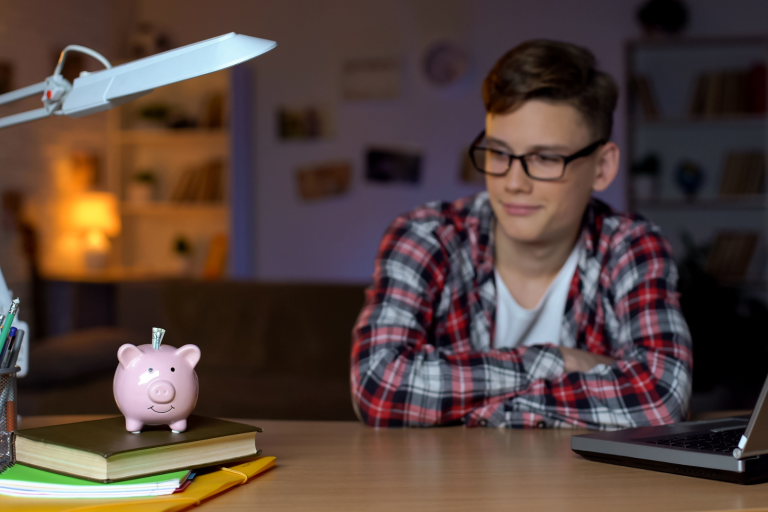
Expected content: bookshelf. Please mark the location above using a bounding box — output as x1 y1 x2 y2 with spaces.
626 37 768 295
105 70 232 277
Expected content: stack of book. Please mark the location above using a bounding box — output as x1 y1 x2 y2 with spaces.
719 151 766 196
705 232 759 282
630 75 659 121
689 64 767 118
170 160 225 203
0 415 268 501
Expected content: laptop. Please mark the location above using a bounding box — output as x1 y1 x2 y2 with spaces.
571 372 768 484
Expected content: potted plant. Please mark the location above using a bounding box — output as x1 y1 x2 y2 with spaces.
630 154 661 202
171 235 193 275
127 171 157 203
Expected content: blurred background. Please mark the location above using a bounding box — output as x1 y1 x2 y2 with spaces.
0 0 765 421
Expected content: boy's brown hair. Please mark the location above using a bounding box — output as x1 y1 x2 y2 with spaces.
482 39 618 141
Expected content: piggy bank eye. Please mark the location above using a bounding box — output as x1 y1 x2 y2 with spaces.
148 368 154 373
171 367 175 372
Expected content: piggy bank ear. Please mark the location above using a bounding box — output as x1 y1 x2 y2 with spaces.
175 345 201 369
117 344 143 369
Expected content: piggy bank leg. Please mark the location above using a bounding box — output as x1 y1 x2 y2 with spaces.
125 418 143 434
169 419 187 433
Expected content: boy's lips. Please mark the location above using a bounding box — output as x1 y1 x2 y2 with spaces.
502 202 542 216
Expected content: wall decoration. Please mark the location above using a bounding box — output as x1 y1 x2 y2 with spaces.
277 106 332 140
296 161 351 201
459 148 484 184
366 148 421 184
341 59 400 100
0 62 13 95
127 22 172 58
422 42 468 87
636 0 688 36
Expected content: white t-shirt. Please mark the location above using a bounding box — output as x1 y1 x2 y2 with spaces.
494 243 581 349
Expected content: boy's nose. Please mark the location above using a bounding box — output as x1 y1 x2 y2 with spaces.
504 158 533 192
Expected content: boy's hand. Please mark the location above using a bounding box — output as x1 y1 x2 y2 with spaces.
559 347 614 373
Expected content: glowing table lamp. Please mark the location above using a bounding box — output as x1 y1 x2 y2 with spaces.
0 32 276 129
69 192 121 270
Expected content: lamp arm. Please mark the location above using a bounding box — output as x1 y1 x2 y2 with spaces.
0 81 46 107
53 45 112 77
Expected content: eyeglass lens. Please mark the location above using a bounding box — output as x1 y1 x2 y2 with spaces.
470 148 565 179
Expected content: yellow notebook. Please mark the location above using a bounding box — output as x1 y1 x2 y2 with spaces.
0 456 275 512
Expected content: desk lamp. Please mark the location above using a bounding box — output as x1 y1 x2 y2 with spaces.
0 32 276 128
0 32 276 377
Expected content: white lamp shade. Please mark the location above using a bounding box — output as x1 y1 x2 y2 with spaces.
61 33 276 118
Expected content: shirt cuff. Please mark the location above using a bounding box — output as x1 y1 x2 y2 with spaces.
522 344 565 382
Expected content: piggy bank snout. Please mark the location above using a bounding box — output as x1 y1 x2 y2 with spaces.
148 380 176 404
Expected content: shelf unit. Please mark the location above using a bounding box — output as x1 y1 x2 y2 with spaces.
105 70 232 277
626 37 768 297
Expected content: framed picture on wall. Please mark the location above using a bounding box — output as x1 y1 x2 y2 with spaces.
342 58 400 100
365 148 421 184
296 161 351 201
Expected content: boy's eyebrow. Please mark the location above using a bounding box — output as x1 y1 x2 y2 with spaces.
485 135 572 153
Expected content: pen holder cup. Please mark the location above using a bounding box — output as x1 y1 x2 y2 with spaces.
0 366 18 468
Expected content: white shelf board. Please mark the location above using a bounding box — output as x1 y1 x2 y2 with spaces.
635 196 766 211
116 129 229 145
121 202 228 216
634 116 766 130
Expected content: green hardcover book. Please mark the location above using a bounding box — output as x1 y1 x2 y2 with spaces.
14 415 262 483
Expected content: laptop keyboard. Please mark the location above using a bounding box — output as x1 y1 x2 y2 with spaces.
644 428 745 454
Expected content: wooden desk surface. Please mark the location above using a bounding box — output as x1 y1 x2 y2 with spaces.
16 416 768 512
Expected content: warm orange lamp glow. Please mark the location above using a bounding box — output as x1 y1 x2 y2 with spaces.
68 192 121 269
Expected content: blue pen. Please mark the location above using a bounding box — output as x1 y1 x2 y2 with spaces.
0 328 16 369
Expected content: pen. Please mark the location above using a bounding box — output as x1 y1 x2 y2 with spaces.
8 329 24 369
0 299 19 358
0 328 16 369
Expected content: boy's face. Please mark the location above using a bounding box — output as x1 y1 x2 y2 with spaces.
484 99 619 247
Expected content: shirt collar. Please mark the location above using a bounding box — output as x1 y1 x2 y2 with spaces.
475 194 603 277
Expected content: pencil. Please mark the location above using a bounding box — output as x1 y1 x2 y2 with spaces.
0 299 17 359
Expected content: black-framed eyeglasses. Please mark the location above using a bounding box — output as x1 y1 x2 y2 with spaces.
468 130 606 181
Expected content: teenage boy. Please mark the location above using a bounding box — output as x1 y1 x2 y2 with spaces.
350 40 692 429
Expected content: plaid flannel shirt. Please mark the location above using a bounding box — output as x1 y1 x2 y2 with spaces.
351 192 692 429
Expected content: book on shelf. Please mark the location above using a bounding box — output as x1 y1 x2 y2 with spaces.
630 75 659 121
170 159 225 202
719 151 766 196
690 64 767 118
14 415 262 483
705 231 758 282
203 233 228 279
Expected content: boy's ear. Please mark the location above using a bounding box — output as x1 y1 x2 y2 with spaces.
592 142 620 192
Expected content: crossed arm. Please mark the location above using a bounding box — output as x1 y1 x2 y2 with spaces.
350 218 693 429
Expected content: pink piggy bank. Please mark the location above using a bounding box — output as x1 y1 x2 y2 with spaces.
113 339 201 434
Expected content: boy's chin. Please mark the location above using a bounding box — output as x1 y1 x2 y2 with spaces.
496 221 548 245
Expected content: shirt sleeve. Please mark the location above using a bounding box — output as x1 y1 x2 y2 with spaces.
469 225 693 430
350 215 565 427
